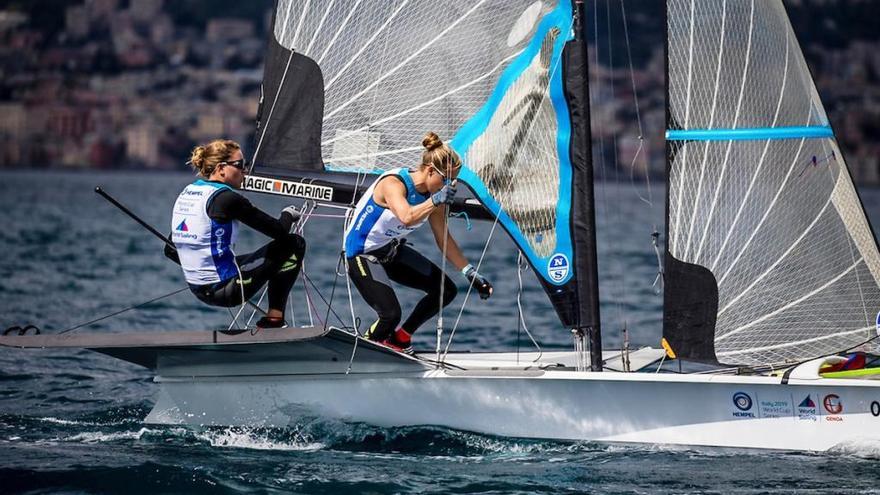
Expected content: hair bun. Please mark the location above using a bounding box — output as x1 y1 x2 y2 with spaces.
422 131 443 152
189 146 206 167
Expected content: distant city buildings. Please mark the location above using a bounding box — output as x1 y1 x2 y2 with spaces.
0 0 261 171
0 0 878 185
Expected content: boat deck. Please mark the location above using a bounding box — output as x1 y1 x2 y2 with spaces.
1 326 667 374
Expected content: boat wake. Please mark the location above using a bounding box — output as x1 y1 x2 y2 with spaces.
827 438 880 459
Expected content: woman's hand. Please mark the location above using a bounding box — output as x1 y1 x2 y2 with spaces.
462 264 493 299
431 184 457 206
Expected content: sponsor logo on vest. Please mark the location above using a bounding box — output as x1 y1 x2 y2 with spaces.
797 395 817 421
354 205 374 231
547 253 569 282
731 392 755 418
176 220 189 231
244 175 333 201
183 189 204 197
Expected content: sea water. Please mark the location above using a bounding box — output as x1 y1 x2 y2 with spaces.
1 170 879 494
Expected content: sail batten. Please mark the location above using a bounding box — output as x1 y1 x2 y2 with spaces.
665 0 880 365
667 126 833 141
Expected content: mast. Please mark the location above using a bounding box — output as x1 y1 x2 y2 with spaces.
568 0 602 371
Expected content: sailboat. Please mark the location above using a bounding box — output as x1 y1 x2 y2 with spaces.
4 0 880 452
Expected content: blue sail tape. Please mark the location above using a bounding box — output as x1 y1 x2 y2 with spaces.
665 126 834 141
451 2 575 285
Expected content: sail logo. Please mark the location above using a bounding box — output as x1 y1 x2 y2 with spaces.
823 394 843 421
176 220 189 232
547 254 569 282
731 392 755 418
797 395 818 421
244 176 333 201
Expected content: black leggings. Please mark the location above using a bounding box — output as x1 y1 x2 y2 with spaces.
347 244 457 341
191 233 306 312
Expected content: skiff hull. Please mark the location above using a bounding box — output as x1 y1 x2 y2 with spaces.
5 327 878 451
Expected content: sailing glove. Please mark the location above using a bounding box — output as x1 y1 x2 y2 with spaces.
461 263 493 299
431 184 457 206
280 205 302 231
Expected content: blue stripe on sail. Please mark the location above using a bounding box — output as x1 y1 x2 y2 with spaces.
666 126 834 141
451 2 575 285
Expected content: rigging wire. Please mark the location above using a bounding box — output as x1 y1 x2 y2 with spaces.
251 48 296 170
605 0 630 343
590 0 629 349
620 0 653 208
58 287 190 335
436 200 450 365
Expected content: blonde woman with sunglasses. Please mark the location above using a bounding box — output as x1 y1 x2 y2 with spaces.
168 139 306 329
343 132 493 354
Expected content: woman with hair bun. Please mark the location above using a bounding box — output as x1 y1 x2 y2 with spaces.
169 139 306 329
343 131 493 353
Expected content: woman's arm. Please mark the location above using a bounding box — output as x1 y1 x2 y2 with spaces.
429 208 493 299
428 206 468 270
208 190 294 240
377 177 437 227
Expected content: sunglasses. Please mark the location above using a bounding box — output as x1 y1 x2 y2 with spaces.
220 159 249 170
431 163 460 183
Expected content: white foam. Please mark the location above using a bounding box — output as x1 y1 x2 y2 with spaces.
195 428 324 452
39 417 97 426
829 438 880 459
65 427 153 443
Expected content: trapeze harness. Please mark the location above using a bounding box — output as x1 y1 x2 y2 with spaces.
344 168 457 344
170 179 306 310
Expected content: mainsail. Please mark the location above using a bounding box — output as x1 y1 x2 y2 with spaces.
664 0 880 365
247 1 598 335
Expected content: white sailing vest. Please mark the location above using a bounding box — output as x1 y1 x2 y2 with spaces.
171 180 240 285
344 168 430 257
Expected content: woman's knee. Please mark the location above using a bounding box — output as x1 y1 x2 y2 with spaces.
278 233 306 259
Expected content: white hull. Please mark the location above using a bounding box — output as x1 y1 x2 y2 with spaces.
7 327 878 451
145 351 880 452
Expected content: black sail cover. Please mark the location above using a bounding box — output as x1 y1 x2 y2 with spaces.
247 1 596 330
664 0 880 365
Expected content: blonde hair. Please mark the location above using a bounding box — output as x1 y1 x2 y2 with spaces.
421 131 461 175
188 139 241 177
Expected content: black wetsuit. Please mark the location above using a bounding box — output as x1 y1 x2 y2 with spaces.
347 241 457 342
167 186 306 310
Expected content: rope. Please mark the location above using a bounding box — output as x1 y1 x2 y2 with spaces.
448 211 472 231
515 252 543 363
58 287 190 335
301 271 354 330
620 0 653 208
322 255 344 331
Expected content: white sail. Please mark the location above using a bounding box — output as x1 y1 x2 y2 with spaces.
665 0 880 365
